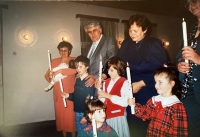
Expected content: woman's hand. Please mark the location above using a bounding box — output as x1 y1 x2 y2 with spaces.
177 61 190 74
128 98 135 106
182 46 200 65
80 117 87 124
98 90 112 99
85 75 95 87
45 70 52 82
132 80 146 93
61 92 69 99
52 69 62 78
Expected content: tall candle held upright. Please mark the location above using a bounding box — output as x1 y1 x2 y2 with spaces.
48 50 52 70
59 78 67 107
92 115 97 137
126 62 135 114
182 18 189 63
98 54 102 91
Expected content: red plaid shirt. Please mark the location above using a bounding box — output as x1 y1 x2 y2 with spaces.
135 95 188 137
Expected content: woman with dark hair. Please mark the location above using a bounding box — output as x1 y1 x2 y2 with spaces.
44 41 76 137
117 14 167 136
176 0 200 136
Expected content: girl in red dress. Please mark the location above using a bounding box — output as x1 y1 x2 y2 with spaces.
128 63 188 137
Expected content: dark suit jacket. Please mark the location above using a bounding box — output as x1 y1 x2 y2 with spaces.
83 35 118 78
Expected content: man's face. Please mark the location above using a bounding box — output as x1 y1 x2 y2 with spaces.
87 26 102 42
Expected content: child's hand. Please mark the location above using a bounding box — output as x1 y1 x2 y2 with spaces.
95 78 102 89
98 91 112 99
128 98 135 106
80 117 87 124
61 92 69 99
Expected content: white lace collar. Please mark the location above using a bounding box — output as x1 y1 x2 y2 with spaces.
152 95 181 108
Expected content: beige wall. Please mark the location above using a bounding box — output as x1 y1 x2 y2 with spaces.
0 1 182 126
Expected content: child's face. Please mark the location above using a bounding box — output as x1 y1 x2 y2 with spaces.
108 65 119 80
76 62 88 75
154 73 174 97
93 108 106 124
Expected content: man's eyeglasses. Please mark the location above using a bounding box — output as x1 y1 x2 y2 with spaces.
185 0 198 8
87 28 99 35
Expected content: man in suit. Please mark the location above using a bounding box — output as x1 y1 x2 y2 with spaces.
83 20 117 87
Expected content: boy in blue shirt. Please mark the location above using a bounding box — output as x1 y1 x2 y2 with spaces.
62 55 96 134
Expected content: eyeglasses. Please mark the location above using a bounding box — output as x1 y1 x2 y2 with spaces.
59 50 68 53
185 0 198 8
87 28 99 35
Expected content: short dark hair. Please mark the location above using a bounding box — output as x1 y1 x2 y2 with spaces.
75 55 90 67
154 63 181 98
57 41 73 55
68 59 76 69
128 14 152 36
84 96 106 124
106 56 127 77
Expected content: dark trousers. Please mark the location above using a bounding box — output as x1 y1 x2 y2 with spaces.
181 95 200 137
127 106 149 137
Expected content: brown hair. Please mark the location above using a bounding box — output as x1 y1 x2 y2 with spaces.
154 63 181 98
106 56 127 77
57 41 73 55
84 96 106 124
128 14 152 36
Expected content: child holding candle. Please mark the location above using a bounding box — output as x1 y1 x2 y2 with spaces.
62 55 96 134
77 96 118 137
44 59 76 91
97 56 130 137
128 63 188 137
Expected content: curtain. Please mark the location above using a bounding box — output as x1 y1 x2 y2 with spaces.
80 18 118 55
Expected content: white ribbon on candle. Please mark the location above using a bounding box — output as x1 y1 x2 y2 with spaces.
126 62 135 114
59 78 67 107
48 50 52 70
98 54 102 91
92 115 97 137
182 18 189 63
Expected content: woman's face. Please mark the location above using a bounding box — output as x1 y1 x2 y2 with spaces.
59 47 70 58
129 22 147 43
187 0 200 17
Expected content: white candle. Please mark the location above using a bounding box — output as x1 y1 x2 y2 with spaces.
182 18 189 63
126 62 135 114
48 50 52 70
98 54 102 91
59 78 67 107
92 115 97 137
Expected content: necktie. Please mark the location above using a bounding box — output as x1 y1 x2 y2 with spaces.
88 43 96 58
